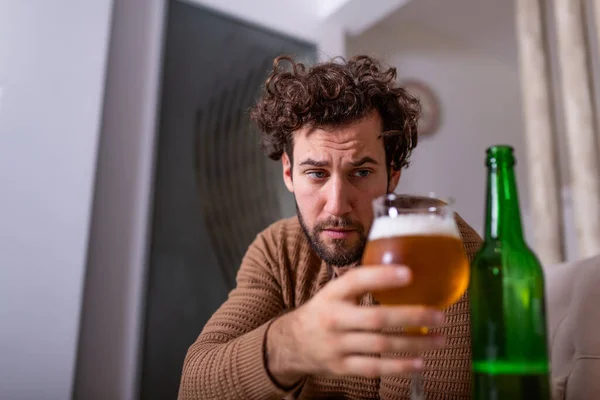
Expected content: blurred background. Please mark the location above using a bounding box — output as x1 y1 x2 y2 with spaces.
1 0 599 399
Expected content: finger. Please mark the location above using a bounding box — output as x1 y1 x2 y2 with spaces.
322 265 411 301
337 355 423 378
330 304 445 331
339 333 445 356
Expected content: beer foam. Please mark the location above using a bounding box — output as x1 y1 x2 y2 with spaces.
368 214 460 240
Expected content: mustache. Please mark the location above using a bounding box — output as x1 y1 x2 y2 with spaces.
315 217 363 232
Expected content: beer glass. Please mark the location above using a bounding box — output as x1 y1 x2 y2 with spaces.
361 193 470 400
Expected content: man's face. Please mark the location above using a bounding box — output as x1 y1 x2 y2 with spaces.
282 112 401 266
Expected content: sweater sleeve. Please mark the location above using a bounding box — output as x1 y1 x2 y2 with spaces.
178 230 299 400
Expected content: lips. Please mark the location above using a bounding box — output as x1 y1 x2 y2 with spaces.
321 229 356 239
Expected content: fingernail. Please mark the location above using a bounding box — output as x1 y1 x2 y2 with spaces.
395 267 410 280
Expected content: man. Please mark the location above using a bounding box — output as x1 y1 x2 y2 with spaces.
178 55 482 399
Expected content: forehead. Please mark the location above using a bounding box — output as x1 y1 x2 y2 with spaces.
292 113 384 162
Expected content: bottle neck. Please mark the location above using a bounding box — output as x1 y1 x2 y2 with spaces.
484 162 525 243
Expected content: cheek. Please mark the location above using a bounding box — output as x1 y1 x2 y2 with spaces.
369 172 390 193
292 179 322 223
355 197 375 225
356 178 388 225
292 174 318 199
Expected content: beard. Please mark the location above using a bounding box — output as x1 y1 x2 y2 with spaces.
296 202 368 267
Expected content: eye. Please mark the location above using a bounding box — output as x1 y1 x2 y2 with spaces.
307 171 327 179
352 169 372 178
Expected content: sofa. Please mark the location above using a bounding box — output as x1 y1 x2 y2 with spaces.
546 253 600 399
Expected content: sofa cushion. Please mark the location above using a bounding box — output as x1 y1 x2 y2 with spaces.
545 254 600 399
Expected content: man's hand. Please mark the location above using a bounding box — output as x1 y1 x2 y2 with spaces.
265 265 446 387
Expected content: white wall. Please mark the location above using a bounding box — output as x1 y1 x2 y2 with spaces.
346 0 591 261
73 1 166 400
0 1 114 399
348 23 529 236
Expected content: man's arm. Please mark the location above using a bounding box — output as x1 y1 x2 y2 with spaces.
178 231 449 399
178 233 295 400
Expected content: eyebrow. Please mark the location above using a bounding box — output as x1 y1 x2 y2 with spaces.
350 156 379 167
299 158 329 167
298 156 379 168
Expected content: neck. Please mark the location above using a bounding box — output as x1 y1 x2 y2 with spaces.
485 161 525 244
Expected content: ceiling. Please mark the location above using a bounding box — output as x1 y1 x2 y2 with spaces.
183 0 413 42
375 0 519 63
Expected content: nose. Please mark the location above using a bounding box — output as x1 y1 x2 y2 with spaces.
323 176 353 217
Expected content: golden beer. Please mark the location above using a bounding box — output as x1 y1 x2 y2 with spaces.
361 214 469 309
363 194 468 399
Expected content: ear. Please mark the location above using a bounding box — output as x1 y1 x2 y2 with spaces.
282 152 294 193
387 168 401 193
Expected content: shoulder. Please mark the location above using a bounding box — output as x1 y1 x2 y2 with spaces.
255 216 305 247
237 217 304 283
248 216 308 262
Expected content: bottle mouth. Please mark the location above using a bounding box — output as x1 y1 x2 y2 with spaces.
486 145 515 167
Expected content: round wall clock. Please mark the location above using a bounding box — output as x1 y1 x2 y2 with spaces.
401 79 441 137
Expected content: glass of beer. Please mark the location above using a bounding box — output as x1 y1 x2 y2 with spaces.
361 193 470 400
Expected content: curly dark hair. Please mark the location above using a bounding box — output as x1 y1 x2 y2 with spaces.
249 55 421 171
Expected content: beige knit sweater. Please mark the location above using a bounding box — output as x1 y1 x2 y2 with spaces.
178 215 483 399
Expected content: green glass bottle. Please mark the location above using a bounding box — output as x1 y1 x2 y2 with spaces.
470 145 551 399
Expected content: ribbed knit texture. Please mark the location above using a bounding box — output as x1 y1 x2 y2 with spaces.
178 215 482 399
